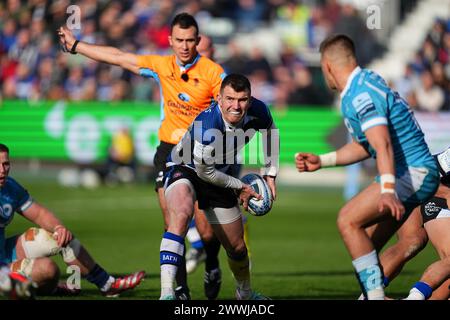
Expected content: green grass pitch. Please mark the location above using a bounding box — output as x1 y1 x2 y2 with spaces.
3 180 438 300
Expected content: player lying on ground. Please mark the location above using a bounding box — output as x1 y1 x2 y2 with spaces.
0 144 145 297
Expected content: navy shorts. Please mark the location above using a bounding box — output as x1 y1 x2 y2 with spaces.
153 141 175 191
164 165 238 210
421 196 449 224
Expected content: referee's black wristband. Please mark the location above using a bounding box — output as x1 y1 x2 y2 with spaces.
70 40 79 54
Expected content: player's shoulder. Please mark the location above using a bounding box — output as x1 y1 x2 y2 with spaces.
2 177 26 194
194 103 223 130
248 97 271 118
344 70 386 109
197 56 225 74
198 55 221 68
137 54 170 65
5 177 22 188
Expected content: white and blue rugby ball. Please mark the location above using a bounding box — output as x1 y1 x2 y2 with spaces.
240 173 273 216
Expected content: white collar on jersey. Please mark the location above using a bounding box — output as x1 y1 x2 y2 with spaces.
176 54 200 73
218 105 245 131
340 66 362 98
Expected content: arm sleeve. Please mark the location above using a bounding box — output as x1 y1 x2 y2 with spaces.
193 140 243 189
11 180 34 214
260 121 279 177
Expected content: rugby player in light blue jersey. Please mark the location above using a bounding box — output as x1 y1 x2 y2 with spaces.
0 144 145 297
295 34 439 300
159 74 279 300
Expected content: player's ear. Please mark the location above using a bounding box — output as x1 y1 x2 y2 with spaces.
168 35 173 46
196 36 201 46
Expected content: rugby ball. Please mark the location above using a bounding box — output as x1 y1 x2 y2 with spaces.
240 173 273 216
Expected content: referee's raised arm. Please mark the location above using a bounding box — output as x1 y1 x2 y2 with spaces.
57 26 140 75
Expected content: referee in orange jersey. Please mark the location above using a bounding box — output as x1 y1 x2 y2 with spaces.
58 13 226 300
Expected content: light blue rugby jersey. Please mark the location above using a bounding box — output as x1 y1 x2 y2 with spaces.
169 97 273 176
0 177 33 262
341 67 434 168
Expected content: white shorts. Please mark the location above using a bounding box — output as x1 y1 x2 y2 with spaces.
204 206 242 225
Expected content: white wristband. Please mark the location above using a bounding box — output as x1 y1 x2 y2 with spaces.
319 151 337 167
380 174 396 194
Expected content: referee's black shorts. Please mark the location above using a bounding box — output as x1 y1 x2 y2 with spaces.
153 141 175 191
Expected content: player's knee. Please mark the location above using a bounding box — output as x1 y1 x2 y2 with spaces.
33 258 60 294
437 247 450 260
21 227 61 258
199 227 215 243
227 241 247 259
60 238 82 263
336 210 354 235
36 257 60 279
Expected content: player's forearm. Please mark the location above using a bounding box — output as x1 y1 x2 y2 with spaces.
374 140 396 176
335 141 370 166
196 164 243 189
261 122 279 176
27 205 64 233
74 42 139 73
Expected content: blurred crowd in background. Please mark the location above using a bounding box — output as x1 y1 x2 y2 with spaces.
393 18 450 112
0 0 448 111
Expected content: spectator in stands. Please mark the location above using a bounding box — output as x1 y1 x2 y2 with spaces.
103 126 137 185
334 3 384 66
288 63 327 106
223 40 249 74
0 0 405 106
415 69 445 112
394 64 420 102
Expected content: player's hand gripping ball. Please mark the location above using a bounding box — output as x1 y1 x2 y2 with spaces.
240 173 273 216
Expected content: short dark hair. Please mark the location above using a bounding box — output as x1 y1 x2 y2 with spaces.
319 34 356 57
220 74 251 94
0 144 9 153
171 13 199 36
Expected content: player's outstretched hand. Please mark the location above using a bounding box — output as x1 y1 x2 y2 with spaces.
53 225 73 247
295 152 321 172
238 184 262 212
378 193 405 221
57 26 76 52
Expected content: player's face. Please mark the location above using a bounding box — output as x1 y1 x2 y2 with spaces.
320 58 337 90
169 25 200 65
0 151 11 187
218 86 251 125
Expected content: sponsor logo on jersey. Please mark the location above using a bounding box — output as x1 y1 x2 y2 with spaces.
0 204 12 218
178 93 190 102
162 254 178 263
424 202 441 216
352 92 377 121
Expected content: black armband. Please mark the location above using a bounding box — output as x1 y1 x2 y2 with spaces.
70 40 79 54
